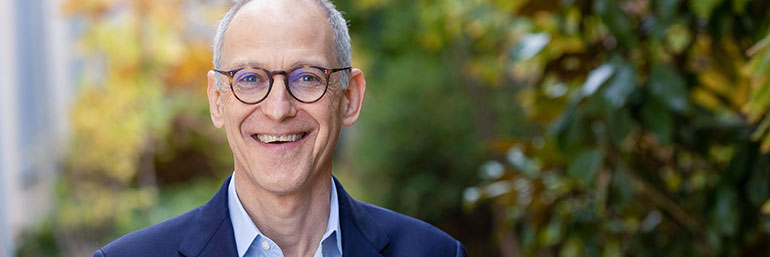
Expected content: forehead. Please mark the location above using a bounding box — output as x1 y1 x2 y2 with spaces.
221 0 335 69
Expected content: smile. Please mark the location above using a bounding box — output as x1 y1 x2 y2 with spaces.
253 132 308 144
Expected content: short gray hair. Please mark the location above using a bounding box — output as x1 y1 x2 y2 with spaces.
212 0 351 90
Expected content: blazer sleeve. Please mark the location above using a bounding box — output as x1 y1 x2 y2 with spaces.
92 249 105 257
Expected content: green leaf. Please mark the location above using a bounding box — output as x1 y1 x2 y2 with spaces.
691 0 725 20
656 0 680 21
746 80 770 122
606 108 633 147
594 0 638 48
711 186 739 236
582 63 616 97
553 101 581 151
602 63 636 108
611 168 635 203
649 63 689 113
751 112 770 141
540 217 564 246
601 241 622 257
641 97 674 146
746 157 770 206
559 235 583 257
732 0 751 13
648 0 679 43
568 149 604 187
510 32 551 61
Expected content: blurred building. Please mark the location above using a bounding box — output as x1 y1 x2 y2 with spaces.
0 0 74 256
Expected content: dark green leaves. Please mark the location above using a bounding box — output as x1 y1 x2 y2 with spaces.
568 149 604 187
641 97 674 145
649 63 689 113
710 186 739 236
594 0 638 49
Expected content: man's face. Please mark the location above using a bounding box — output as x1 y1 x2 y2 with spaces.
206 0 363 195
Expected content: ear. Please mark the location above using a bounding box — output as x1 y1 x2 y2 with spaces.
207 70 225 128
341 68 366 126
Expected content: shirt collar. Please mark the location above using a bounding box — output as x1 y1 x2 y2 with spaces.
227 173 342 257
322 177 342 256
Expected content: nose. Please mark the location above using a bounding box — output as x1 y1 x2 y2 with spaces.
259 76 297 121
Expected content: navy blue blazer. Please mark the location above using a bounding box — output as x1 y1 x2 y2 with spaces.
93 176 469 257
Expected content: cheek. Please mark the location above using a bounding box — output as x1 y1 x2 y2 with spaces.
222 98 254 136
325 91 344 118
316 98 344 147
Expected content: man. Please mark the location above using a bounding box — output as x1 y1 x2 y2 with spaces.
93 0 468 256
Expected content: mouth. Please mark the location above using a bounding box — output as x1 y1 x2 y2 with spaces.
252 132 309 144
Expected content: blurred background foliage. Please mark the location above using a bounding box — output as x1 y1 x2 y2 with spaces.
14 0 770 256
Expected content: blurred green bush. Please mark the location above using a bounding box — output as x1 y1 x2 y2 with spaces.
340 0 770 256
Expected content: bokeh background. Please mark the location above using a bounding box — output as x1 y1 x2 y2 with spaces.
2 0 770 256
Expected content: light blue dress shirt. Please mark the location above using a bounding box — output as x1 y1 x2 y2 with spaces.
227 174 343 257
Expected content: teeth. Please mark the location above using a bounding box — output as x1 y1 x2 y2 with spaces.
256 133 305 143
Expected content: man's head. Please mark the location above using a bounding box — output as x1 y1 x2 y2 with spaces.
206 0 366 195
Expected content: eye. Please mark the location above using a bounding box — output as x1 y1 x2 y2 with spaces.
234 70 265 85
240 74 259 83
297 74 319 82
290 70 324 85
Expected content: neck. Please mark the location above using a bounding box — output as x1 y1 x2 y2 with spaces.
234 171 332 257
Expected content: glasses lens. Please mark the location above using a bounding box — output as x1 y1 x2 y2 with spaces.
233 69 270 103
288 67 327 102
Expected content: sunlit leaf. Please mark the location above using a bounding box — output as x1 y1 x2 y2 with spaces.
602 63 636 108
510 32 551 61
750 113 770 141
761 199 770 215
539 217 563 246
581 63 616 97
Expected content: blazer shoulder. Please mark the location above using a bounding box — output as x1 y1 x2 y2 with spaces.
356 201 468 256
95 207 202 257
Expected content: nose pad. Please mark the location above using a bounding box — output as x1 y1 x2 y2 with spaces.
259 74 297 121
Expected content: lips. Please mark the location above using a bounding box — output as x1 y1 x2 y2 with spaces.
252 132 308 144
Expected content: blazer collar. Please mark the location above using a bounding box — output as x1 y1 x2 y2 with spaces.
178 176 238 257
177 176 390 257
335 177 390 256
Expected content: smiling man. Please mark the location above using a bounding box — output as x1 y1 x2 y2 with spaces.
92 0 468 257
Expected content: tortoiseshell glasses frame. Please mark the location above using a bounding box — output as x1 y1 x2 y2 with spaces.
213 65 351 104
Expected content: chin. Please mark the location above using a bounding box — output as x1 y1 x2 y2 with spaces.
253 164 314 195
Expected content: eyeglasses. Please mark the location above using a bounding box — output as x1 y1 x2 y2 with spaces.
213 65 351 104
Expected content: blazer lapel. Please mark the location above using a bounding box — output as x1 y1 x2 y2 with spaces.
176 176 388 257
178 176 238 257
335 177 390 257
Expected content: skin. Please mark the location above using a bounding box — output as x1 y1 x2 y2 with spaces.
205 0 366 256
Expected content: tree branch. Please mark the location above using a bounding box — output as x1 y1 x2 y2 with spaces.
603 142 716 257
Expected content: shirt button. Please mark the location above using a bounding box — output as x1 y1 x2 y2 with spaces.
261 241 270 250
